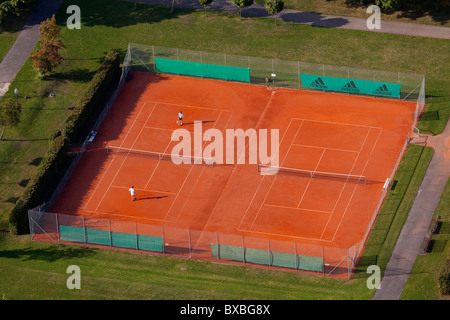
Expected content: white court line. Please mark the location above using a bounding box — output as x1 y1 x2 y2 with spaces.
296 148 326 209
291 143 360 153
324 127 383 242
264 204 331 214
83 101 152 210
93 102 158 212
160 111 226 222
243 119 305 232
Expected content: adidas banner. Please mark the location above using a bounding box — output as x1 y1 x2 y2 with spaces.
300 74 401 98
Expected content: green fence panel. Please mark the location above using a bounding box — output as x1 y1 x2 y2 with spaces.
211 243 322 271
271 251 298 269
298 255 323 272
59 225 163 253
86 228 111 246
111 231 138 249
138 234 164 253
245 248 271 266
155 57 250 82
60 225 85 243
211 243 244 262
300 73 401 98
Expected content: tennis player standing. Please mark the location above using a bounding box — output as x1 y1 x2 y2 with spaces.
129 186 136 201
178 111 183 126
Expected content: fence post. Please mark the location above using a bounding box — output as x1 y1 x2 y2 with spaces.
242 236 245 265
152 45 156 72
82 216 86 244
188 229 192 259
135 223 138 251
322 246 324 276
161 226 165 254
56 213 60 244
108 220 112 249
216 232 220 263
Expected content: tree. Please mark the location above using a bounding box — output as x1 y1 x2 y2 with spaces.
198 0 213 16
232 0 253 20
0 0 25 26
29 14 65 77
264 0 284 25
0 98 22 140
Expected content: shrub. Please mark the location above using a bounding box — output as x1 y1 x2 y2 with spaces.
9 50 121 234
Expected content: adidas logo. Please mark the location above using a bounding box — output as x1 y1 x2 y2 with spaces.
309 77 328 89
342 81 360 93
374 84 392 96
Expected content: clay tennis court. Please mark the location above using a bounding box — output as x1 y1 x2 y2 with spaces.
50 71 415 274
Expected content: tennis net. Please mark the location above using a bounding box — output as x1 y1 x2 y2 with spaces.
257 164 367 184
106 146 214 166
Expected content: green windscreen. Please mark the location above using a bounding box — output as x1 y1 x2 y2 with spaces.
155 57 251 82
59 225 163 253
211 243 323 272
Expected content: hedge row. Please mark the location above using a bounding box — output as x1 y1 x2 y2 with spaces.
9 50 121 235
438 251 450 296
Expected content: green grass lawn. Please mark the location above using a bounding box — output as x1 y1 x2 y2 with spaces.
0 0 448 300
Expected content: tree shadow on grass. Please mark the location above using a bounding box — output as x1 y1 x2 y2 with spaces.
55 0 193 29
0 245 96 262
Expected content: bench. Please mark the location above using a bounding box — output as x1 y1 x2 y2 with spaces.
420 218 440 255
87 131 97 143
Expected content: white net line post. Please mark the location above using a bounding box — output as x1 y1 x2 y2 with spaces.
257 164 367 184
106 145 214 167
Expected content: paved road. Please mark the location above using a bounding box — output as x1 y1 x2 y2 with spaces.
0 0 65 99
372 121 450 300
132 0 450 39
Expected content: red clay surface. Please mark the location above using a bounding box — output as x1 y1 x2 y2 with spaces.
50 71 415 261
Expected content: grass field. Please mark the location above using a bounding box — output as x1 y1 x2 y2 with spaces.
0 0 449 300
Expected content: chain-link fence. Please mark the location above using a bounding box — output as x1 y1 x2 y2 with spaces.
126 43 425 114
29 209 358 279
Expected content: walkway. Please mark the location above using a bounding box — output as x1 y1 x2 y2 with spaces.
372 121 450 300
0 0 65 100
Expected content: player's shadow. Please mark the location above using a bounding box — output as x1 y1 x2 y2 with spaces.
180 120 215 126
136 195 168 201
